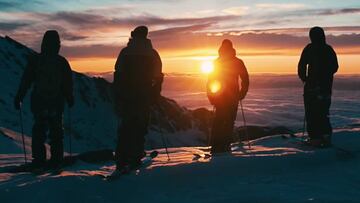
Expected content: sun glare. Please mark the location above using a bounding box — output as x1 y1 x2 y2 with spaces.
201 61 214 74
209 80 221 93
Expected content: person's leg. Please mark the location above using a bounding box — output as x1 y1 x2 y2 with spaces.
115 102 138 169
304 94 317 139
312 99 324 138
211 105 228 153
32 111 48 166
130 104 149 166
223 102 238 148
318 96 332 145
322 96 332 135
115 116 132 169
305 94 331 146
114 119 124 168
137 105 149 159
48 109 64 166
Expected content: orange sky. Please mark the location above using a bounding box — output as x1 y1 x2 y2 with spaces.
69 53 359 75
65 29 360 74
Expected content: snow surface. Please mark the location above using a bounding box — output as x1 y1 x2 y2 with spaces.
1 126 359 203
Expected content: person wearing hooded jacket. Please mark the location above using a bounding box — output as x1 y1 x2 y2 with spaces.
207 39 249 154
298 26 338 147
14 30 74 168
113 26 163 172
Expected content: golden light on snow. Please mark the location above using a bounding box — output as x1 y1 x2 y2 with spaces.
201 61 214 74
209 80 222 93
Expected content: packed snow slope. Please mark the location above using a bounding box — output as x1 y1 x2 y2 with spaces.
1 126 359 203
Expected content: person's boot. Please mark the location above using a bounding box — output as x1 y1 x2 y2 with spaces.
210 145 231 155
108 161 132 179
129 159 142 170
48 150 64 170
305 138 323 147
30 159 47 173
116 160 132 173
48 158 64 170
305 136 331 148
132 151 146 168
320 134 332 147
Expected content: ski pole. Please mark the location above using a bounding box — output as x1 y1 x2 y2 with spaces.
157 105 170 161
68 107 72 157
160 128 170 161
240 100 251 149
207 106 215 147
302 112 306 137
302 82 307 137
19 104 27 163
303 115 306 137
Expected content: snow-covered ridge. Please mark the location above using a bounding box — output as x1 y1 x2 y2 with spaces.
1 124 360 202
0 35 210 153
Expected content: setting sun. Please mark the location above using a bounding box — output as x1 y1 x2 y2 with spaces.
201 61 214 74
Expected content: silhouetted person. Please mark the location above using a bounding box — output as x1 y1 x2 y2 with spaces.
14 30 74 169
207 39 249 154
113 26 163 172
298 26 338 147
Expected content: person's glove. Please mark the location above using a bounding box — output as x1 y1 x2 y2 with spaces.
14 95 22 110
67 95 74 108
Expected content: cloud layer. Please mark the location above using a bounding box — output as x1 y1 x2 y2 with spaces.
0 1 359 60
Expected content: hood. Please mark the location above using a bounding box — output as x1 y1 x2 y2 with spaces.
41 30 60 55
126 37 154 54
309 26 326 45
218 39 236 58
131 26 148 39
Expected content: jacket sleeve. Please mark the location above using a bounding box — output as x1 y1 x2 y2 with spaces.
298 46 309 82
329 46 339 74
15 54 37 101
239 60 249 97
62 58 73 103
113 49 126 103
152 50 163 97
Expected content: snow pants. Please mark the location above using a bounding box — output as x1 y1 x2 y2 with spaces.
32 108 64 164
304 92 332 139
211 102 238 153
115 102 150 168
